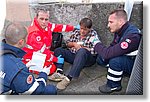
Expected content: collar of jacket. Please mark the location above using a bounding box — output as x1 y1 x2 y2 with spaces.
115 21 130 36
2 40 26 58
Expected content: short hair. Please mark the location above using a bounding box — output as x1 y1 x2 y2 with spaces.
36 7 49 17
109 9 127 21
79 17 92 29
4 22 28 45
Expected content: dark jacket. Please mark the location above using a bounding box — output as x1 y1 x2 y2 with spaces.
94 22 142 60
0 42 56 95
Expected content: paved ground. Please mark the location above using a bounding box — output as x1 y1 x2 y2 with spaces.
46 62 129 95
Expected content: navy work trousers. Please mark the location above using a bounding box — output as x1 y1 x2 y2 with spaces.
54 48 96 78
97 55 135 87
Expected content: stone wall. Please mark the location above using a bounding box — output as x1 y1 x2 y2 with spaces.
30 2 143 45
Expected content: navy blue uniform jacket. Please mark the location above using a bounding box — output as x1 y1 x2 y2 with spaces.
94 22 142 60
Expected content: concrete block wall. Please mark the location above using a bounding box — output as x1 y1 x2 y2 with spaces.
29 2 143 45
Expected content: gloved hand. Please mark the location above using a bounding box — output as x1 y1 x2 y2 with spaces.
57 55 64 64
26 60 36 68
74 24 80 30
91 35 101 46
41 65 52 75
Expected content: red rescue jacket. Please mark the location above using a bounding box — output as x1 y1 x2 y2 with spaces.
22 18 74 75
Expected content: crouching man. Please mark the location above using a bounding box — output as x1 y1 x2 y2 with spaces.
93 10 142 94
0 23 57 95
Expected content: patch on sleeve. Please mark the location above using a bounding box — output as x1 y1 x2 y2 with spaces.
120 41 128 49
27 75 33 84
125 39 131 43
36 36 41 41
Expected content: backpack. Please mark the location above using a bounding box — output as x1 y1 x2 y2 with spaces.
50 32 63 51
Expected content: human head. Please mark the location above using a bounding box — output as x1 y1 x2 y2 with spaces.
107 9 127 33
4 22 28 48
36 8 50 29
79 17 92 36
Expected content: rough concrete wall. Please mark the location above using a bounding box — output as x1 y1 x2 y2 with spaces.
90 3 124 45
29 2 143 45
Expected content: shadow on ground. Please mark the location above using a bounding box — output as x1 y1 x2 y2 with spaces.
46 62 129 95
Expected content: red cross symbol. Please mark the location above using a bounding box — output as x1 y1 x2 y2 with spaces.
27 75 33 84
121 42 128 49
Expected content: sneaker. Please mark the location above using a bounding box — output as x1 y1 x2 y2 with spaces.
56 77 70 90
48 72 65 82
99 84 122 94
105 64 109 68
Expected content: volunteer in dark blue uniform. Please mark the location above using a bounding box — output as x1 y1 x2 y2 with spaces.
0 23 57 95
93 10 142 93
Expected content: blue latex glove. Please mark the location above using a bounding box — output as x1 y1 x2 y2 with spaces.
74 24 80 30
57 55 64 64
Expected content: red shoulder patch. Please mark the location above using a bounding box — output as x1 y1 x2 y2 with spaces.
36 36 41 41
121 41 128 49
27 75 33 84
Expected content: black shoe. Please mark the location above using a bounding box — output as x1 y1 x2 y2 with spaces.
99 84 122 94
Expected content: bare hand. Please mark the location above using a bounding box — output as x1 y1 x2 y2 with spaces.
73 42 82 51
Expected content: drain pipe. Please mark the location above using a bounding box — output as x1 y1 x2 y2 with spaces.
124 0 134 21
125 0 143 94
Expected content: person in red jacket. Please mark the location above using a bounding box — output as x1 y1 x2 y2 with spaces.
22 8 79 76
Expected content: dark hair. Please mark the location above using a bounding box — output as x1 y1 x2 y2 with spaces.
36 7 49 17
79 17 92 29
109 9 127 21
